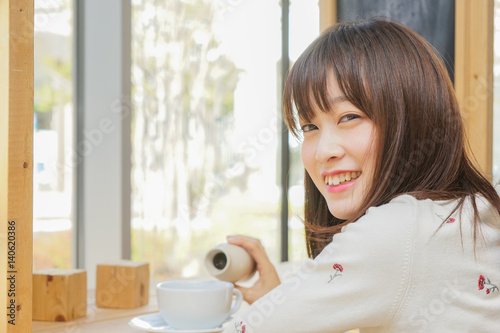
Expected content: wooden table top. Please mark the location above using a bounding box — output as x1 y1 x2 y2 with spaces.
31 264 298 332
32 289 159 332
32 263 358 333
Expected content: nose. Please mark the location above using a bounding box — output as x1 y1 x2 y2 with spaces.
315 131 345 163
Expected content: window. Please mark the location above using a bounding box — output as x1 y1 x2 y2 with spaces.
33 0 74 270
131 0 319 280
31 0 321 279
29 0 499 286
288 0 319 262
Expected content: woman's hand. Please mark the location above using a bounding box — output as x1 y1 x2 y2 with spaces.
226 235 281 304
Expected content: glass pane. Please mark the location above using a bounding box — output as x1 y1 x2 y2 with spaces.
288 0 320 262
33 0 74 269
131 0 282 280
494 0 500 185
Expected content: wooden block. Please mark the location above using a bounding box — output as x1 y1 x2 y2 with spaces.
32 269 87 322
96 260 149 309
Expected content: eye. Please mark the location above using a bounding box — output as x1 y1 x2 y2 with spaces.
300 124 318 133
339 114 361 123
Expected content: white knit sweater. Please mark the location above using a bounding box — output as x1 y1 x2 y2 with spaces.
223 189 500 333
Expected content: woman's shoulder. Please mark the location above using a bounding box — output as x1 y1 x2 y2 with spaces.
364 193 434 220
349 190 500 252
359 191 498 229
329 191 500 257
325 195 421 260
345 194 428 233
338 194 463 244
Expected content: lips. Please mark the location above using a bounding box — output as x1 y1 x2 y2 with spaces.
324 171 361 186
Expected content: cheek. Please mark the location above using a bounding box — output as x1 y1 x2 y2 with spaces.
355 131 378 187
301 142 316 171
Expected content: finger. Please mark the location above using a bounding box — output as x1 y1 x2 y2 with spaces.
226 236 280 283
227 235 272 269
226 234 259 245
233 284 256 305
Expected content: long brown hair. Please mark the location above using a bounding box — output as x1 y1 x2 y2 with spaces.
283 19 500 258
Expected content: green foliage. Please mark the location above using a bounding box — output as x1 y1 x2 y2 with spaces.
34 56 72 113
132 0 244 220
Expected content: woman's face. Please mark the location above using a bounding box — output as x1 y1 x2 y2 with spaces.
300 77 378 220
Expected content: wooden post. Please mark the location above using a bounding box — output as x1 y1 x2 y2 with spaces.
0 0 34 331
455 0 494 179
319 0 337 32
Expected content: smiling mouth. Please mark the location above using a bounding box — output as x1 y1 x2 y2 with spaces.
324 172 361 186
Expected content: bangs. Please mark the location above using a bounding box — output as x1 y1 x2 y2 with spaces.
283 36 335 137
286 44 332 132
283 23 371 137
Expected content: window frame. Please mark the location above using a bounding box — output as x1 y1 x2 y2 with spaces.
74 0 132 288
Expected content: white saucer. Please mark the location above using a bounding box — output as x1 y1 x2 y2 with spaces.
128 313 229 333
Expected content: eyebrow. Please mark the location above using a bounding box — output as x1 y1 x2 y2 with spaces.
328 95 349 107
298 95 350 123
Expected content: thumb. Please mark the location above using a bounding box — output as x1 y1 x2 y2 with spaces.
234 284 256 305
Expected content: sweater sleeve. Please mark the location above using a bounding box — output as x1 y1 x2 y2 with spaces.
223 196 417 333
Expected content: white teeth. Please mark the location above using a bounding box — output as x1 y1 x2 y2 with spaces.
324 172 361 186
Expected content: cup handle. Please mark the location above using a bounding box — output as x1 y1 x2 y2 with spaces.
229 288 243 315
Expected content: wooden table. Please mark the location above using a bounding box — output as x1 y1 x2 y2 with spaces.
32 289 159 332
32 263 358 332
31 264 297 332
32 293 358 333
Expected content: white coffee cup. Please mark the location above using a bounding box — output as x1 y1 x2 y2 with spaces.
156 279 242 330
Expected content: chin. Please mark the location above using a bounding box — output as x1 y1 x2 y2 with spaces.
327 205 353 221
331 213 350 220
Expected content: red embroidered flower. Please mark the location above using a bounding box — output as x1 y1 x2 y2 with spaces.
235 321 246 333
478 275 498 294
328 263 343 283
478 275 485 290
435 213 456 224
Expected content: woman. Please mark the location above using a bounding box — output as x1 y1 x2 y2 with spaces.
223 19 500 332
